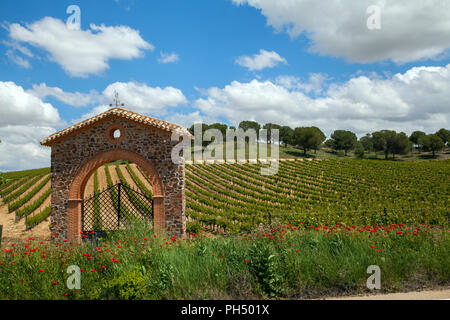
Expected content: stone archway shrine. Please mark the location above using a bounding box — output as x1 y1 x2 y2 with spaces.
40 107 191 242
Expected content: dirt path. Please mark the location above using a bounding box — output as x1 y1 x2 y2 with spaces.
324 288 450 300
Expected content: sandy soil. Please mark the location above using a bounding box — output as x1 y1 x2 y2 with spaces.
0 202 50 245
0 174 53 244
118 164 140 190
84 173 94 199
96 165 109 191
25 181 52 239
324 288 450 300
17 179 51 211
108 165 121 185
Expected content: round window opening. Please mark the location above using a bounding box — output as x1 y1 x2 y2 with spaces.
113 129 121 139
106 124 125 144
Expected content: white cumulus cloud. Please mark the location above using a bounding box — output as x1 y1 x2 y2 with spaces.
164 111 219 129
102 82 188 116
0 81 63 127
158 51 180 64
6 17 153 77
236 49 287 71
29 83 101 107
233 0 450 64
194 64 450 135
0 81 63 171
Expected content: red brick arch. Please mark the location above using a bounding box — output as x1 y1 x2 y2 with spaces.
67 149 165 241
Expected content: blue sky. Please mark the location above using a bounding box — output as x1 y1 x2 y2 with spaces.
0 0 450 170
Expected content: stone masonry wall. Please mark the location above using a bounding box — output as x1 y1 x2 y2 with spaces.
50 117 186 240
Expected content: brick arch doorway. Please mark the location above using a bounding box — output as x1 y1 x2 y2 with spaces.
41 107 190 242
68 149 165 241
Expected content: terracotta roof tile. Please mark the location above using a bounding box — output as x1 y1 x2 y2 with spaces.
40 107 192 146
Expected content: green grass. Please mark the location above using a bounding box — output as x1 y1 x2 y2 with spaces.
186 142 449 161
0 221 448 300
1 168 50 180
25 206 51 230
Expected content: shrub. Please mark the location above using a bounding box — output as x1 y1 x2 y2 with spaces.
247 240 283 297
101 269 147 300
355 148 365 159
186 221 202 234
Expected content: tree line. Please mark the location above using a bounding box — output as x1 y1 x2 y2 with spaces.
188 122 449 159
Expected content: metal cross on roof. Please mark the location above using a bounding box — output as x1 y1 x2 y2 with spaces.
110 90 125 107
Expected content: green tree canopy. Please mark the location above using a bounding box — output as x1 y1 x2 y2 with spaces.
263 123 281 144
391 132 411 158
238 120 261 142
436 128 450 146
372 130 411 159
310 126 326 153
324 139 334 149
208 123 228 141
292 127 325 155
188 123 211 147
238 121 261 133
422 134 445 157
409 131 426 151
279 126 293 147
359 134 374 152
329 130 357 155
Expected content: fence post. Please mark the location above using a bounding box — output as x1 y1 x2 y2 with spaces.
268 212 272 226
252 216 255 230
81 201 84 234
0 225 2 248
117 183 121 228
